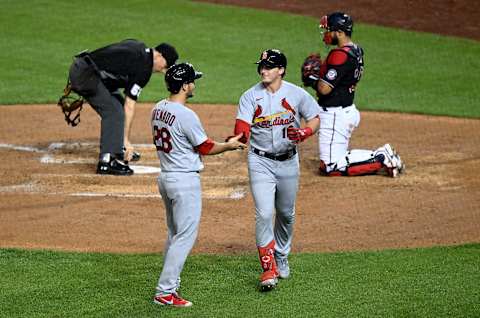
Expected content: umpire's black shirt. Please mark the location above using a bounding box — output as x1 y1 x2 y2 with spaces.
89 39 153 100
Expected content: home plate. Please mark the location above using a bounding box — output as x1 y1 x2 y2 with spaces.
130 165 161 174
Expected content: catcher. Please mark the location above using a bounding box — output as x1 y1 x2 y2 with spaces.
59 39 178 175
301 12 405 177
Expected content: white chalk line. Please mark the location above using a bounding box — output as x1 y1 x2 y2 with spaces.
1 142 155 153
39 155 160 166
0 141 246 199
0 182 39 193
0 186 246 200
0 142 159 173
0 143 46 153
2 142 220 167
46 142 155 150
40 154 95 164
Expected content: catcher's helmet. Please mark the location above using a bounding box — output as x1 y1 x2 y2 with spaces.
320 12 353 36
256 49 287 75
165 62 203 94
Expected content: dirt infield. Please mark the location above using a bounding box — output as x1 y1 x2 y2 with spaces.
1 2 479 254
1 104 479 254
197 0 480 41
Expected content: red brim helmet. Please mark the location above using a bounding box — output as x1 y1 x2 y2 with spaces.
319 15 333 45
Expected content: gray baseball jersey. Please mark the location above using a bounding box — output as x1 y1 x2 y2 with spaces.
238 81 319 153
151 99 208 172
237 80 319 258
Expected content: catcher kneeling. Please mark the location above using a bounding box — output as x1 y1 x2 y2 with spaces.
301 12 405 177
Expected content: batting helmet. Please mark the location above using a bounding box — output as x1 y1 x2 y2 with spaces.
320 12 353 36
165 62 203 94
256 49 287 75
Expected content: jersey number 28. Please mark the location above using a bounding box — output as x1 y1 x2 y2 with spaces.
153 125 172 153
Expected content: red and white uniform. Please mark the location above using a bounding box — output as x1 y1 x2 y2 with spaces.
316 44 403 176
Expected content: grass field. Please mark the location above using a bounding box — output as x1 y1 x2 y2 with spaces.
1 1 479 317
1 245 479 318
0 0 479 117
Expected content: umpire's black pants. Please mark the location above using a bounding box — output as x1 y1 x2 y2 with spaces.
68 57 124 158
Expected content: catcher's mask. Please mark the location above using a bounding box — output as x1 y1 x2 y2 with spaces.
165 62 203 94
256 49 287 76
319 12 353 45
57 82 84 127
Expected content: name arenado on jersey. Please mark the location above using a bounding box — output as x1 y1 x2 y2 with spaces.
253 111 295 128
152 109 176 126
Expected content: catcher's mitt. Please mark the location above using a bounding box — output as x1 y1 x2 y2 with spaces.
57 81 84 127
301 53 323 88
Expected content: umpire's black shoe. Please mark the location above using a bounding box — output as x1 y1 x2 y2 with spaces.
96 159 134 176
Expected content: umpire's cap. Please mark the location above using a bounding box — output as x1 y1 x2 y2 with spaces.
256 49 287 73
165 63 203 94
155 43 179 68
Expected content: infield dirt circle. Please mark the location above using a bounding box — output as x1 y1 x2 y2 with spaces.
0 1 479 254
1 104 479 254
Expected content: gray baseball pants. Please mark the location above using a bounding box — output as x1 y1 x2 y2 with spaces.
156 171 202 294
248 152 299 257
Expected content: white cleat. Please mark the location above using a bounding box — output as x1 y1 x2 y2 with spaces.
276 257 290 279
379 144 405 177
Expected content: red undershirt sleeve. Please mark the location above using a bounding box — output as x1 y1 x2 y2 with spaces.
234 119 251 144
195 138 215 155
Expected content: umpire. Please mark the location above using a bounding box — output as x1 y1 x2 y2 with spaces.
68 39 178 175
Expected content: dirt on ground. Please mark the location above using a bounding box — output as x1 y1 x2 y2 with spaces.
1 104 479 254
197 0 480 41
1 1 479 254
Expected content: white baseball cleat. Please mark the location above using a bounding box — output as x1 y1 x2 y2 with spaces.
377 144 405 177
275 257 290 279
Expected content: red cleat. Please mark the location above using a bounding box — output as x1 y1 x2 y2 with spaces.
153 293 192 307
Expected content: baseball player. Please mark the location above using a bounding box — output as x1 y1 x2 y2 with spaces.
231 49 320 291
152 63 246 307
68 39 178 175
301 12 405 177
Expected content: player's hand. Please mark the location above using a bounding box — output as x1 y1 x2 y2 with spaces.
226 133 247 150
287 127 313 143
124 141 134 161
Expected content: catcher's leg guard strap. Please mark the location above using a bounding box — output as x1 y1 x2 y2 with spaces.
320 156 383 176
346 160 383 176
319 160 345 176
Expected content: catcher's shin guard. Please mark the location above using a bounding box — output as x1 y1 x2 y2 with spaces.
258 240 278 291
346 159 383 176
319 154 383 177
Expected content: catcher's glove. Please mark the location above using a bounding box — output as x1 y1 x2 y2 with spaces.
301 53 323 88
57 82 84 127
